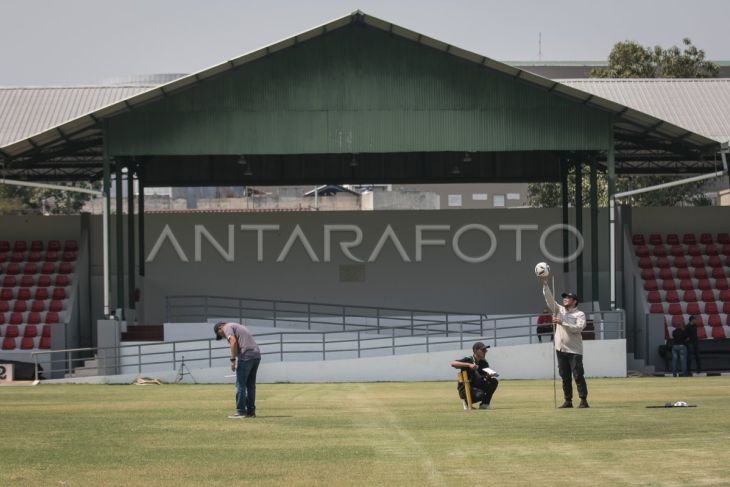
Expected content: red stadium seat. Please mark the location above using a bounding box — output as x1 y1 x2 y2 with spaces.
9 252 24 263
64 240 78 251
704 302 719 314
717 279 730 291
705 244 719 256
652 246 667 257
61 251 76 262
20 275 35 287
658 268 674 280
644 280 658 291
54 275 70 287
682 290 698 302
12 301 27 313
37 275 51 287
30 240 43 251
720 290 730 302
639 257 652 269
669 245 684 257
666 291 680 303
16 288 31 301
41 325 51 337
712 267 727 279
27 251 41 263
22 262 38 274
34 288 49 300
666 234 680 245
6 263 21 275
649 234 662 245
0 288 13 300
9 312 23 325
39 336 51 349
20 337 35 350
58 262 73 274
45 312 60 324
668 303 683 315
676 268 691 279
0 251 7 262
641 269 655 280
633 234 646 245
696 326 708 339
0 302 8 313
693 267 708 279
2 337 16 350
670 315 685 327
679 279 694 291
656 257 670 268
686 302 701 315
23 324 37 337
711 327 727 339
13 241 27 252
683 233 697 245
662 279 677 291
31 300 45 312
48 300 63 312
44 251 59 262
718 233 730 245
0 241 9 252
698 279 712 290
700 233 713 245
647 291 661 303
650 303 664 314
635 246 650 257
687 245 701 257
47 240 61 251
708 315 723 327
708 255 723 268
5 324 19 337
27 312 41 325
40 262 56 274
52 288 66 300
722 244 730 257
0 312 4 324
701 290 716 302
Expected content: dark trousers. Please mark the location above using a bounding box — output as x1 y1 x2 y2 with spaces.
235 357 261 414
687 343 701 374
470 376 499 405
556 350 587 402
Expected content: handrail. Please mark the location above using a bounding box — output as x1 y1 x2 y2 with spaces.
33 309 625 380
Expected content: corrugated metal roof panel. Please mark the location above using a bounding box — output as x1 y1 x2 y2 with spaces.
0 86 152 146
562 78 730 143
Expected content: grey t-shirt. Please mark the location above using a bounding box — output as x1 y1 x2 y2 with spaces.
222 323 261 360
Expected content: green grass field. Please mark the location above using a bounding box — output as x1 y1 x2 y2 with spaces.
2 377 730 486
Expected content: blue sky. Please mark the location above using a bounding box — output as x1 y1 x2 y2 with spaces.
2 0 728 85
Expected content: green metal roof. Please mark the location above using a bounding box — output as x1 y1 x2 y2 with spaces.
0 10 721 182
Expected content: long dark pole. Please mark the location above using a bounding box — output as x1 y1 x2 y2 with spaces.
561 158 570 273
127 163 135 312
115 161 125 319
138 163 145 277
590 154 599 303
575 160 583 300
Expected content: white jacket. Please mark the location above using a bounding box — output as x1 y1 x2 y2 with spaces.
542 284 586 355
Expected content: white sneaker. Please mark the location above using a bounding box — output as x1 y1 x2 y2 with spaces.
479 404 491 410
228 413 246 419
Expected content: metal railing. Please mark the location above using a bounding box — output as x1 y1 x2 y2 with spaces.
32 308 625 379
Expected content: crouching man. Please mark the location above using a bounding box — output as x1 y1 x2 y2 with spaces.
451 341 499 410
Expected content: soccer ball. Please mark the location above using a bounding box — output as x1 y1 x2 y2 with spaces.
534 262 550 277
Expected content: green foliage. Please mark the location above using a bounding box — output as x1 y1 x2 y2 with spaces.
0 181 98 215
590 38 719 78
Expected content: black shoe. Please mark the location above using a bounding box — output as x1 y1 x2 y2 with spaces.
578 400 590 409
558 401 573 409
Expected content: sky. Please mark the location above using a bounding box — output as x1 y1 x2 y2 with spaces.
2 0 729 86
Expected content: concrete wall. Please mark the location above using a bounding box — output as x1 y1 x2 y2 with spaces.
83 208 609 325
48 339 627 383
631 206 730 234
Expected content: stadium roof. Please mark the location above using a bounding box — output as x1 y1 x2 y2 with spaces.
0 10 723 182
562 78 730 144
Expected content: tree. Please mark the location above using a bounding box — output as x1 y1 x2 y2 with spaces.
590 38 719 78
0 182 98 215
528 38 719 209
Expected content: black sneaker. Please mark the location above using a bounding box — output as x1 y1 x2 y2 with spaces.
578 400 590 409
558 401 573 409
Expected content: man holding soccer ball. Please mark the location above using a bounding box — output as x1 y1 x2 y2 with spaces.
537 265 589 409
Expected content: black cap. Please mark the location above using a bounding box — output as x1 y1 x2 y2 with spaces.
213 322 226 340
561 292 579 302
472 341 490 352
688 315 696 322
